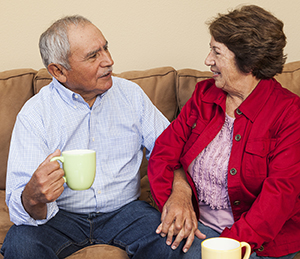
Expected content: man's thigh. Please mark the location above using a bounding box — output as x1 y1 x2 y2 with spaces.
1 210 91 259
91 200 184 258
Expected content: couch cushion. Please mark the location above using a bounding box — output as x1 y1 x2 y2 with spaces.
66 244 129 259
0 190 13 248
275 61 300 97
33 68 52 94
176 69 212 111
115 66 177 122
0 69 37 190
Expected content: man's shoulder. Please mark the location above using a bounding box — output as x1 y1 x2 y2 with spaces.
19 82 54 115
112 76 140 89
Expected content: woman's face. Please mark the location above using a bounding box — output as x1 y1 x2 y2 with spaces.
205 37 246 93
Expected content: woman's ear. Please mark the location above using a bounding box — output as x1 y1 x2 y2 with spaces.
47 63 67 83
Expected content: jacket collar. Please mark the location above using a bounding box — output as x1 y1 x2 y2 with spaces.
201 78 275 122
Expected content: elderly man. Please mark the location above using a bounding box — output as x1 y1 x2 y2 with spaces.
0 15 184 258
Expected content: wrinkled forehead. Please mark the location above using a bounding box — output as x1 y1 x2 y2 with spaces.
67 23 106 56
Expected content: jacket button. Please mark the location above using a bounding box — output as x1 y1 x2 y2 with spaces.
230 168 237 175
233 200 241 206
235 134 241 141
258 245 264 252
236 108 242 115
192 123 196 129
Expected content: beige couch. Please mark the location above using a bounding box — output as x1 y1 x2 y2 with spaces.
1 62 300 258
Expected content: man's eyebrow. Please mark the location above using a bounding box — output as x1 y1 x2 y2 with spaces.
85 41 109 59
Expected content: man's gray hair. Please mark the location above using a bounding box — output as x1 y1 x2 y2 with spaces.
39 15 91 70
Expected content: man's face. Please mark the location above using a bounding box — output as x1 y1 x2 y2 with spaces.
63 23 114 106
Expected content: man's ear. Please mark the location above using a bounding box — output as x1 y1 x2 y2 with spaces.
47 63 67 83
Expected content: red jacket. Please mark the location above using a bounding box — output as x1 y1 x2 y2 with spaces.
148 78 300 257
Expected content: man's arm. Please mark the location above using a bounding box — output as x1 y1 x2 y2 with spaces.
156 168 206 253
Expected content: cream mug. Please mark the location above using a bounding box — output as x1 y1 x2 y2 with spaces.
201 237 251 259
50 149 96 190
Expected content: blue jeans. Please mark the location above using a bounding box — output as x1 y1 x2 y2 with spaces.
0 200 185 259
183 222 298 259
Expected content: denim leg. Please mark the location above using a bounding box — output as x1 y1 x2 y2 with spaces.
182 221 220 259
250 251 298 259
90 200 185 259
1 210 91 259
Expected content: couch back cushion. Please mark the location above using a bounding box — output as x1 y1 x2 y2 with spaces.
176 69 212 111
0 69 37 189
275 61 300 96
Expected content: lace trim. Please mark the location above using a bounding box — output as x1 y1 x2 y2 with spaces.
191 114 234 209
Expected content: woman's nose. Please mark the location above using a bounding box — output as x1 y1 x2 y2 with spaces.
205 52 214 66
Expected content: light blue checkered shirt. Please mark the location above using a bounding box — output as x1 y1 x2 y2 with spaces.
6 76 169 226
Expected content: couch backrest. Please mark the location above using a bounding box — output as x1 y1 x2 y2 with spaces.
0 69 37 190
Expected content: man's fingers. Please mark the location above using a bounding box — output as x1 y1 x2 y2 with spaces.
39 149 61 167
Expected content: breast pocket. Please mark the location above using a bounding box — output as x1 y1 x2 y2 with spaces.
244 138 273 178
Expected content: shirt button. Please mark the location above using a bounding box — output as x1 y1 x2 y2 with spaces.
92 137 95 142
97 190 101 194
74 94 78 99
192 123 196 129
236 108 242 115
230 168 237 175
235 134 241 141
233 200 241 206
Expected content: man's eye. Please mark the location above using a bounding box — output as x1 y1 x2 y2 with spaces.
89 53 98 59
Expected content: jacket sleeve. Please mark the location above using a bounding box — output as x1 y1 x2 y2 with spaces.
148 93 195 212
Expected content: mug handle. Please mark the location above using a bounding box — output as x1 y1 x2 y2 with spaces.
50 156 67 182
241 242 251 259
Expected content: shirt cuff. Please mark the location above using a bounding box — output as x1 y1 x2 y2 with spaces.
8 188 59 226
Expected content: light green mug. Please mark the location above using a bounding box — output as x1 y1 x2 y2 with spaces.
50 149 96 190
201 237 251 259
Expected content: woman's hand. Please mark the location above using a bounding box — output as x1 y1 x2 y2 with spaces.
156 168 206 253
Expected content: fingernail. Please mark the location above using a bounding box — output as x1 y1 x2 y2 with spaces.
183 248 188 253
166 241 171 246
160 233 166 237
172 245 176 250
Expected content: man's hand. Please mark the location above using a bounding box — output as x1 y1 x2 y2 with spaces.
156 168 206 253
21 149 65 220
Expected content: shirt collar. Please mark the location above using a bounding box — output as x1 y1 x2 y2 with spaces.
51 77 110 109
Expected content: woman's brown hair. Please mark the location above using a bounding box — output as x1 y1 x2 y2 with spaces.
208 5 287 79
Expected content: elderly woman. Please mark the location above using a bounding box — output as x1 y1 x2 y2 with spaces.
148 5 300 259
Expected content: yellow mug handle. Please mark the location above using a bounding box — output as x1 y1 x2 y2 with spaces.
241 242 251 259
